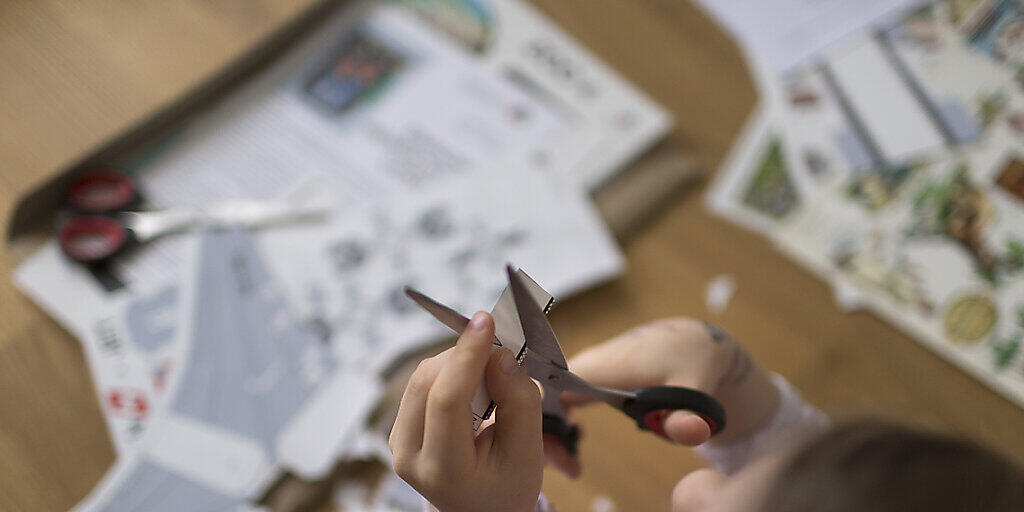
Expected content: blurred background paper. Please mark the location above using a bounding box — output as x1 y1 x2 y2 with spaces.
707 0 1024 408
692 0 927 74
11 0 663 509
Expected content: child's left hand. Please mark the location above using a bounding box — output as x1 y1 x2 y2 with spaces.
389 311 544 512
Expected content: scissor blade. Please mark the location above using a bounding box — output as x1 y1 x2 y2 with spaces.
404 287 470 335
523 350 634 410
205 202 329 227
506 265 568 370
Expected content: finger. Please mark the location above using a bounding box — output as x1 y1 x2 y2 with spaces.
422 311 496 462
390 352 449 458
485 348 542 464
566 337 654 392
543 435 581 479
567 318 711 393
663 410 712 446
558 390 600 409
672 468 728 511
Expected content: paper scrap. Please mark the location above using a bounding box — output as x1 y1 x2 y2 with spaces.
705 274 737 314
591 495 616 512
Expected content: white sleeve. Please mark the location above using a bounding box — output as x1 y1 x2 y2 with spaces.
694 373 830 475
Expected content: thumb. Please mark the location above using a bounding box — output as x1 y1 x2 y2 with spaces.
484 349 543 460
663 410 712 446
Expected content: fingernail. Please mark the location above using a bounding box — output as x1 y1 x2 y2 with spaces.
498 348 517 374
468 311 489 331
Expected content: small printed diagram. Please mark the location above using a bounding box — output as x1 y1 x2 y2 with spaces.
303 30 406 115
991 305 1024 370
900 4 944 48
124 284 180 393
960 0 1024 66
298 204 528 357
943 293 1024 373
830 231 936 314
944 293 998 343
953 0 1024 127
907 163 1024 284
844 162 923 211
741 136 800 219
996 156 1024 200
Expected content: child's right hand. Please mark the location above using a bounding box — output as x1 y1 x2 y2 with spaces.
546 318 781 478
390 312 544 512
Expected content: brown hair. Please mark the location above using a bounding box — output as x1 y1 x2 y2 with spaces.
761 421 1024 512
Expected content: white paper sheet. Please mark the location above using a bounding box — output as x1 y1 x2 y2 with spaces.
692 0 926 73
826 36 946 163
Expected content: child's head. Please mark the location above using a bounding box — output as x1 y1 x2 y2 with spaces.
671 421 1024 512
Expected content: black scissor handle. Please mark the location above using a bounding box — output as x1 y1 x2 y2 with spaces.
622 386 726 439
542 413 580 456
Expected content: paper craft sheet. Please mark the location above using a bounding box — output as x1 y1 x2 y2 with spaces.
709 0 1024 408
389 0 673 189
258 160 622 376
72 228 382 510
776 153 1024 407
14 241 195 453
470 269 552 430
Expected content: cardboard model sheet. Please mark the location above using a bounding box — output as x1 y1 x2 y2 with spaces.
707 0 1024 408
71 229 381 511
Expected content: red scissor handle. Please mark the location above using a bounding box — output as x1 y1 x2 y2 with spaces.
67 170 137 213
622 386 726 439
58 215 128 263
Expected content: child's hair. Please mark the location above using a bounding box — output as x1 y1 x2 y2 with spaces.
760 420 1024 512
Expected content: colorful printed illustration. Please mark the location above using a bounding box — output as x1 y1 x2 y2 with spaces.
741 138 799 219
392 0 494 52
787 79 821 107
908 165 999 282
906 165 1024 284
304 31 406 115
991 306 1023 368
832 239 936 314
711 0 1024 406
901 3 942 48
996 157 1024 201
977 90 1008 127
944 293 998 342
948 0 990 25
845 163 917 210
961 0 1024 64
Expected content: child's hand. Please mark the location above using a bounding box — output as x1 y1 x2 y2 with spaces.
390 312 544 512
546 318 781 478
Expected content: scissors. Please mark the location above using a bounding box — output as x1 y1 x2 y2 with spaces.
405 266 726 455
58 170 328 264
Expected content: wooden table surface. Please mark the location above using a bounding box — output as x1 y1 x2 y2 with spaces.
3 1 1024 511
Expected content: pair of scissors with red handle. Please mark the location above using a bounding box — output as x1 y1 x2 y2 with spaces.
59 170 328 264
404 266 726 455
